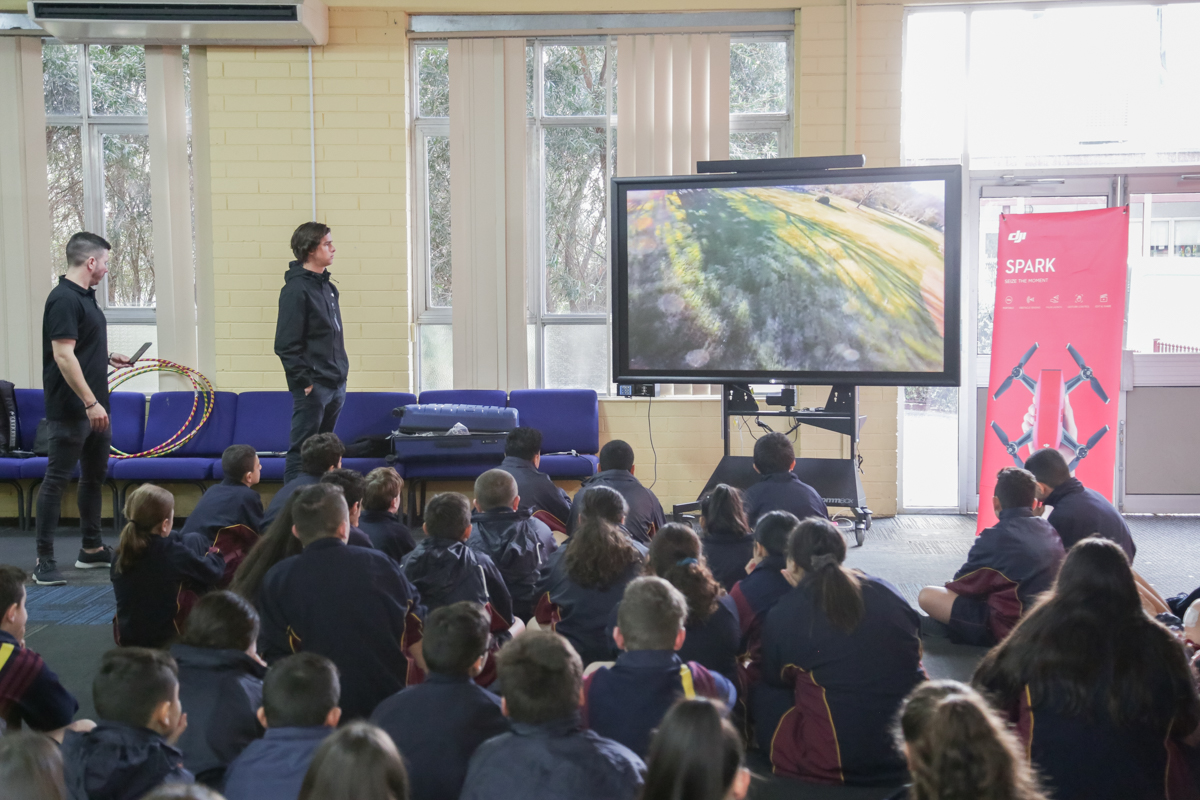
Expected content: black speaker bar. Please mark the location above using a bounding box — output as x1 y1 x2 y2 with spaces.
33 3 299 22
696 155 866 174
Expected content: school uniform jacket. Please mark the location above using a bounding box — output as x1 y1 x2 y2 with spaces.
0 629 78 733
469 507 557 621
743 471 829 526
259 537 426 721
945 507 1066 645
567 470 665 544
729 554 793 688
500 455 573 527
222 726 332 800
460 713 645 800
181 479 264 543
583 650 736 757
606 594 741 683
62 722 193 800
703 528 756 592
1045 478 1136 562
111 533 226 649
370 672 512 800
359 508 417 563
401 537 514 626
759 574 924 787
534 548 643 665
261 472 321 529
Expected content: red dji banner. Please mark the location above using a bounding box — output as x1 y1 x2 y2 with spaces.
978 206 1129 532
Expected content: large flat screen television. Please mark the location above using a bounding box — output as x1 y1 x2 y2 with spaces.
611 164 962 386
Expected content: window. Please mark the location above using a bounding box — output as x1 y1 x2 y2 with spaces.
729 36 792 160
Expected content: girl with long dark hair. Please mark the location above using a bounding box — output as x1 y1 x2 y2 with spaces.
758 517 924 787
641 699 750 800
229 493 303 605
700 485 754 592
974 537 1200 800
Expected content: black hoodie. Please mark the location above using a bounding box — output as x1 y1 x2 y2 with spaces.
62 722 193 800
273 261 349 392
468 508 558 621
401 537 514 628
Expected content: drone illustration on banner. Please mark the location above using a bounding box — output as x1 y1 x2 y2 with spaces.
989 342 1111 470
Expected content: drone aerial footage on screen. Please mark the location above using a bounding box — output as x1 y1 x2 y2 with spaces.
611 164 962 386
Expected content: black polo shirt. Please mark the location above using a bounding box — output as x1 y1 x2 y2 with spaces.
43 276 109 421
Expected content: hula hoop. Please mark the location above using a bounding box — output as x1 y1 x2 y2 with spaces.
108 359 216 459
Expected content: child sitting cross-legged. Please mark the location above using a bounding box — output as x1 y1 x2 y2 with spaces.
181 444 264 545
358 467 416 563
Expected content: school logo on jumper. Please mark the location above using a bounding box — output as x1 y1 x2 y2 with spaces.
1008 230 1028 243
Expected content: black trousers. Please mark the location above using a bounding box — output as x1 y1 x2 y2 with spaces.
36 419 111 559
284 382 347 484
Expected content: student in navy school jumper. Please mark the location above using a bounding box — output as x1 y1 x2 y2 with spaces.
229 495 303 608
576 485 647 557
728 510 799 691
888 680 1049 800
298 721 409 800
757 517 925 787
358 468 416 563
111 485 225 649
222 653 340 800
584 577 736 758
371 602 512 800
534 510 644 665
1024 447 1137 562
919 467 1065 646
469 469 558 621
181 445 264 546
62 648 192 800
0 565 90 739
742 432 828 526
0 731 71 799
460 630 646 800
170 591 266 789
699 485 755 593
641 699 752 800
319 468 376 549
500 427 573 529
567 440 665 544
258 483 426 721
262 433 344 529
974 538 1200 800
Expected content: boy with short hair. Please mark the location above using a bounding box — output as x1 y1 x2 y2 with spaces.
222 653 340 800
359 467 416 562
1025 447 1136 562
319 468 375 549
181 444 264 544
742 432 828 526
500 427 572 526
262 433 345 528
61 648 192 800
371 602 511 800
567 440 664 543
582 577 735 757
460 630 645 800
918 467 1065 646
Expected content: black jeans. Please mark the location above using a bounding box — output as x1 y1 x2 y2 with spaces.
36 419 111 559
284 382 347 483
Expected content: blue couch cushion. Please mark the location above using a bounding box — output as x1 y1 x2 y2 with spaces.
231 392 293 453
538 453 599 480
507 390 599 455
111 457 215 481
0 459 24 479
18 458 89 480
142 391 237 457
14 389 44 451
418 390 508 408
109 391 147 455
334 392 416 444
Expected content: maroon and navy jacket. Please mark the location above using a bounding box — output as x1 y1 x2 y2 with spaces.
605 594 741 683
0 629 78 733
583 649 736 757
729 553 792 689
759 574 925 787
534 549 643 665
945 507 1065 645
1044 478 1136 563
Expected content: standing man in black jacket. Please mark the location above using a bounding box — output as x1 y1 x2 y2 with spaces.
275 222 350 484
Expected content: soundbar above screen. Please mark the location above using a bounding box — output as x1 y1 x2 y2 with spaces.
611 164 962 386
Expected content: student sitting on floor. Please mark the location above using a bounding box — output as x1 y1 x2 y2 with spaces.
917 467 1065 646
699 485 755 593
459 630 645 800
1024 447 1136 562
0 730 69 800
576 485 647 557
229 495 301 608
641 699 751 800
500 427 573 529
222 653 340 800
757 517 924 787
62 648 192 800
469 469 557 621
888 680 1048 800
298 721 409 800
535 512 644 665
974 537 1200 800
585 577 735 758
171 591 266 789
567 440 665 544
319 468 376 549
728 510 799 690
181 445 264 545
742 432 828 526
111 484 225 648
258 484 426 720
262 433 344 529
358 468 416 563
371 602 511 800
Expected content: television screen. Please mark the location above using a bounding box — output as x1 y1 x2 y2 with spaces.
611 165 961 386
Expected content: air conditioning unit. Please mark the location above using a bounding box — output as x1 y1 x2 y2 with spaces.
28 0 328 46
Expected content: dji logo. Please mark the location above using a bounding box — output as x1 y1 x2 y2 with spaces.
1008 231 1028 243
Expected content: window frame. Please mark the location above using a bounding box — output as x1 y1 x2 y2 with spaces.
729 32 795 161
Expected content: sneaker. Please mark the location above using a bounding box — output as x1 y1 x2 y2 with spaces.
75 544 115 570
33 560 67 586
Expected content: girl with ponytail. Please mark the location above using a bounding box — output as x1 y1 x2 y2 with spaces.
641 698 751 800
699 484 754 592
757 517 924 787
111 484 225 648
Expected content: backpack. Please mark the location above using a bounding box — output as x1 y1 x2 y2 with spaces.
0 380 16 455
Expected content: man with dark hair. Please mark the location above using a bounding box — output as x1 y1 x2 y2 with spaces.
1025 447 1136 562
258 484 426 720
567 440 664 544
918 467 1065 646
460 631 645 800
181 444 264 545
500 427 572 526
275 221 349 485
222 653 341 800
360 467 416 562
742 432 828 526
320 468 375 549
62 648 191 799
262 432 345 528
35 231 133 585
372 603 512 800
